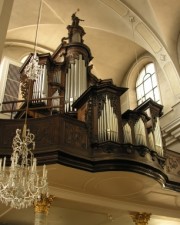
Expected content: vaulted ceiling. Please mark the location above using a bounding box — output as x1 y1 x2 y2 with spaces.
5 0 180 85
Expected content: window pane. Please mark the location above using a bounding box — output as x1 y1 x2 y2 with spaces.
152 74 157 87
143 73 150 81
136 84 144 102
136 68 145 86
146 63 154 74
144 78 152 94
136 63 161 105
145 90 154 101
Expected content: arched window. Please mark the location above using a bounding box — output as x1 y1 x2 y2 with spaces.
136 63 161 105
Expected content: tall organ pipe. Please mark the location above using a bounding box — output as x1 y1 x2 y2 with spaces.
65 54 87 112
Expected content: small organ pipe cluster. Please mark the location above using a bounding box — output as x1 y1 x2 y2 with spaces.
32 64 47 101
98 95 119 142
65 54 87 112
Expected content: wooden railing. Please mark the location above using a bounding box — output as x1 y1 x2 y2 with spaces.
0 96 63 119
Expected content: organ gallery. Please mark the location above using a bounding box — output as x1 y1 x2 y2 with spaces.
0 12 179 192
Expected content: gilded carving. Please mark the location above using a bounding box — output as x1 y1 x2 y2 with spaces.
130 212 151 225
166 155 180 176
34 194 54 215
20 75 30 99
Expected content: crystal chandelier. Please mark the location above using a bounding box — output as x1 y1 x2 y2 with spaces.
0 125 48 209
0 0 49 209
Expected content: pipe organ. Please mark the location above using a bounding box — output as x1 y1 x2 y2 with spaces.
133 99 164 156
73 80 127 144
1 13 171 191
18 13 165 158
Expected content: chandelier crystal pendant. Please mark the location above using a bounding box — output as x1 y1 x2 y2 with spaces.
0 124 48 209
24 53 42 80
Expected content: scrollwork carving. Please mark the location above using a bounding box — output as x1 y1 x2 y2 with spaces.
166 156 179 173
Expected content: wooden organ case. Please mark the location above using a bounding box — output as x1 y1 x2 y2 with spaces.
1 13 180 192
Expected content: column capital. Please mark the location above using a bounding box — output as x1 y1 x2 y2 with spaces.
130 212 151 225
34 194 54 215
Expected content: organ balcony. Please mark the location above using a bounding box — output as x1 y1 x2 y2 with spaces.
0 13 180 193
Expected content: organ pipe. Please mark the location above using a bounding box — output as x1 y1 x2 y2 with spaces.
98 95 119 142
154 117 163 156
123 123 132 144
148 131 155 150
74 59 78 100
134 118 147 146
79 54 83 97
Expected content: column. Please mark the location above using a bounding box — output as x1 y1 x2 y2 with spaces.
34 194 54 225
131 212 151 225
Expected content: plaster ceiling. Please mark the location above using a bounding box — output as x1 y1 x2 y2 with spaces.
1 0 180 224
1 164 180 225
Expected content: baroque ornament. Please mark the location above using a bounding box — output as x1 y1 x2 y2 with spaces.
131 212 151 225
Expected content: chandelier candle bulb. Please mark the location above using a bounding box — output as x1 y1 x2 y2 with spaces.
36 175 39 186
32 158 37 172
11 159 14 169
43 165 46 179
22 177 25 187
3 157 6 171
0 159 2 171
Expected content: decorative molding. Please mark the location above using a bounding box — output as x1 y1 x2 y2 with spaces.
162 117 180 147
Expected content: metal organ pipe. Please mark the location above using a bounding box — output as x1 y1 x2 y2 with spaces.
123 123 132 144
103 101 107 140
82 59 87 93
78 54 83 97
32 65 47 102
154 117 163 156
134 118 147 146
65 67 71 112
98 95 119 142
148 131 155 150
70 63 74 111
42 65 47 104
74 59 78 100
65 54 87 112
